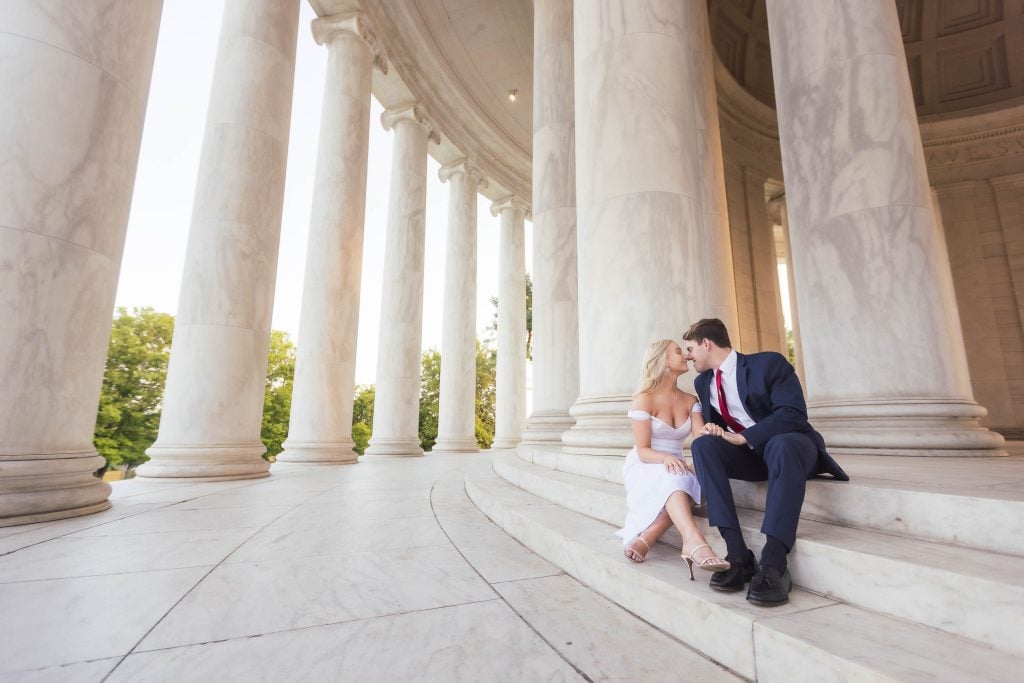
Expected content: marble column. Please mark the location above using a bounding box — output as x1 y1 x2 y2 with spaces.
772 197 806 380
0 0 163 525
362 105 439 458
139 0 301 478
566 0 739 453
766 0 1004 455
490 196 530 450
277 14 383 465
521 0 580 447
433 160 487 453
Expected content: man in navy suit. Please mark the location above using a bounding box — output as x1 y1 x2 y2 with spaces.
682 318 848 606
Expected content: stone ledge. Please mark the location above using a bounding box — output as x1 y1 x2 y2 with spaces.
493 453 1024 657
515 443 1024 556
466 462 1021 681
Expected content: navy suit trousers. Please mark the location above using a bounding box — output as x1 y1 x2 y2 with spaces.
691 432 818 549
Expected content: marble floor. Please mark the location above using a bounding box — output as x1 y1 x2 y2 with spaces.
0 454 739 683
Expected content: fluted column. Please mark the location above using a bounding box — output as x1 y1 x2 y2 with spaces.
434 160 488 453
767 0 1004 456
139 0 301 479
522 0 580 447
566 0 739 453
0 1 163 525
491 196 530 450
362 105 439 458
277 14 384 465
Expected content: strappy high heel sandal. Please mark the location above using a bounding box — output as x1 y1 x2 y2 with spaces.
681 544 730 580
624 535 651 563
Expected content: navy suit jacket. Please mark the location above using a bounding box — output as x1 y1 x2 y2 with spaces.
694 351 849 481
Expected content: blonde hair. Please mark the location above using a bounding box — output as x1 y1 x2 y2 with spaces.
634 339 677 395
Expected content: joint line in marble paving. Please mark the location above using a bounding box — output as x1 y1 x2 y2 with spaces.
125 597 506 657
97 483 337 683
0 501 201 559
428 478 595 683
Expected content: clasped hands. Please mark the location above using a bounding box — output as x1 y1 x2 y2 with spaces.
701 422 747 446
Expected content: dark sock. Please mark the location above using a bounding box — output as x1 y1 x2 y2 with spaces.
760 535 789 572
719 527 749 560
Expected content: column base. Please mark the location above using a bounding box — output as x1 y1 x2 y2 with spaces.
490 435 521 450
276 440 358 464
362 438 424 458
137 443 271 480
431 437 479 453
0 452 112 527
520 410 576 445
810 399 1007 457
562 396 634 455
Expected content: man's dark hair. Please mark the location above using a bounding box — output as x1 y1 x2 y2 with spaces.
682 318 732 349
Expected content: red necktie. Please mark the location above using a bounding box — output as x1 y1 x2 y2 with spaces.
715 369 746 433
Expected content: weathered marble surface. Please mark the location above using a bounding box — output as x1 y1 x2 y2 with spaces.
140 0 301 478
491 197 529 449
522 0 580 446
766 0 1004 455
363 106 436 458
0 0 163 525
280 14 378 464
434 160 486 453
566 0 738 453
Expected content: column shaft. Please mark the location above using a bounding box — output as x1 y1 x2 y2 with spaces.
766 0 1004 455
0 0 163 525
278 14 379 464
140 0 301 478
566 0 739 453
491 197 529 449
434 160 486 453
523 0 580 446
362 107 436 458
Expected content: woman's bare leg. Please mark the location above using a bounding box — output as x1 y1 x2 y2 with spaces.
664 491 723 563
625 508 672 562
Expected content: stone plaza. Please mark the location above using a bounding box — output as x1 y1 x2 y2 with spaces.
2 0 1023 680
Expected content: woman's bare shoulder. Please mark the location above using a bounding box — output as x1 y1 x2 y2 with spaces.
632 393 655 410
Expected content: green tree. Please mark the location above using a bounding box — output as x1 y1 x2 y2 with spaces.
94 307 175 473
474 342 497 448
486 273 533 360
352 384 375 454
260 330 295 460
417 343 498 452
418 350 442 451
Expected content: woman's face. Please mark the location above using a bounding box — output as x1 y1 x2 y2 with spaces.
666 342 688 375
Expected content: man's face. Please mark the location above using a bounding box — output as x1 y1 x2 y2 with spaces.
683 339 711 373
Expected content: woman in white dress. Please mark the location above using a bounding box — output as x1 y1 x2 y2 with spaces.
619 339 730 579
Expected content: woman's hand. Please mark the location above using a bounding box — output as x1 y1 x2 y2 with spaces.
663 455 693 476
701 423 748 447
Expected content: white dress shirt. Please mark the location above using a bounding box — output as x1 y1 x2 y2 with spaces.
708 350 756 432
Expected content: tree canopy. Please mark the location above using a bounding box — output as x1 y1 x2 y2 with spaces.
93 307 174 472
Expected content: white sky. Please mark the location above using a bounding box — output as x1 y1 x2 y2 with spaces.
116 0 532 386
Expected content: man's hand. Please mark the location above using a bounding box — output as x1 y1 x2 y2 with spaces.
701 423 748 447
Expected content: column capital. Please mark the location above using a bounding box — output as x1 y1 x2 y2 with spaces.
312 12 388 74
439 158 489 189
490 194 531 219
381 104 441 144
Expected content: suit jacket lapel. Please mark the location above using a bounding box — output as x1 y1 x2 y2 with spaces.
736 352 750 411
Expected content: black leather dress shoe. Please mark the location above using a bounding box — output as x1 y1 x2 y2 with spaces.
746 566 792 606
709 551 757 592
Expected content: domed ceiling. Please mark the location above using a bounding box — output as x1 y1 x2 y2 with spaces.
708 0 1024 117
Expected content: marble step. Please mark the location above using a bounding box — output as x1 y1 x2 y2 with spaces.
495 452 1024 658
515 443 1024 557
465 464 1020 682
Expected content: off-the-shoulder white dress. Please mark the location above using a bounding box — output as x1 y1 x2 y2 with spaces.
617 407 702 546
